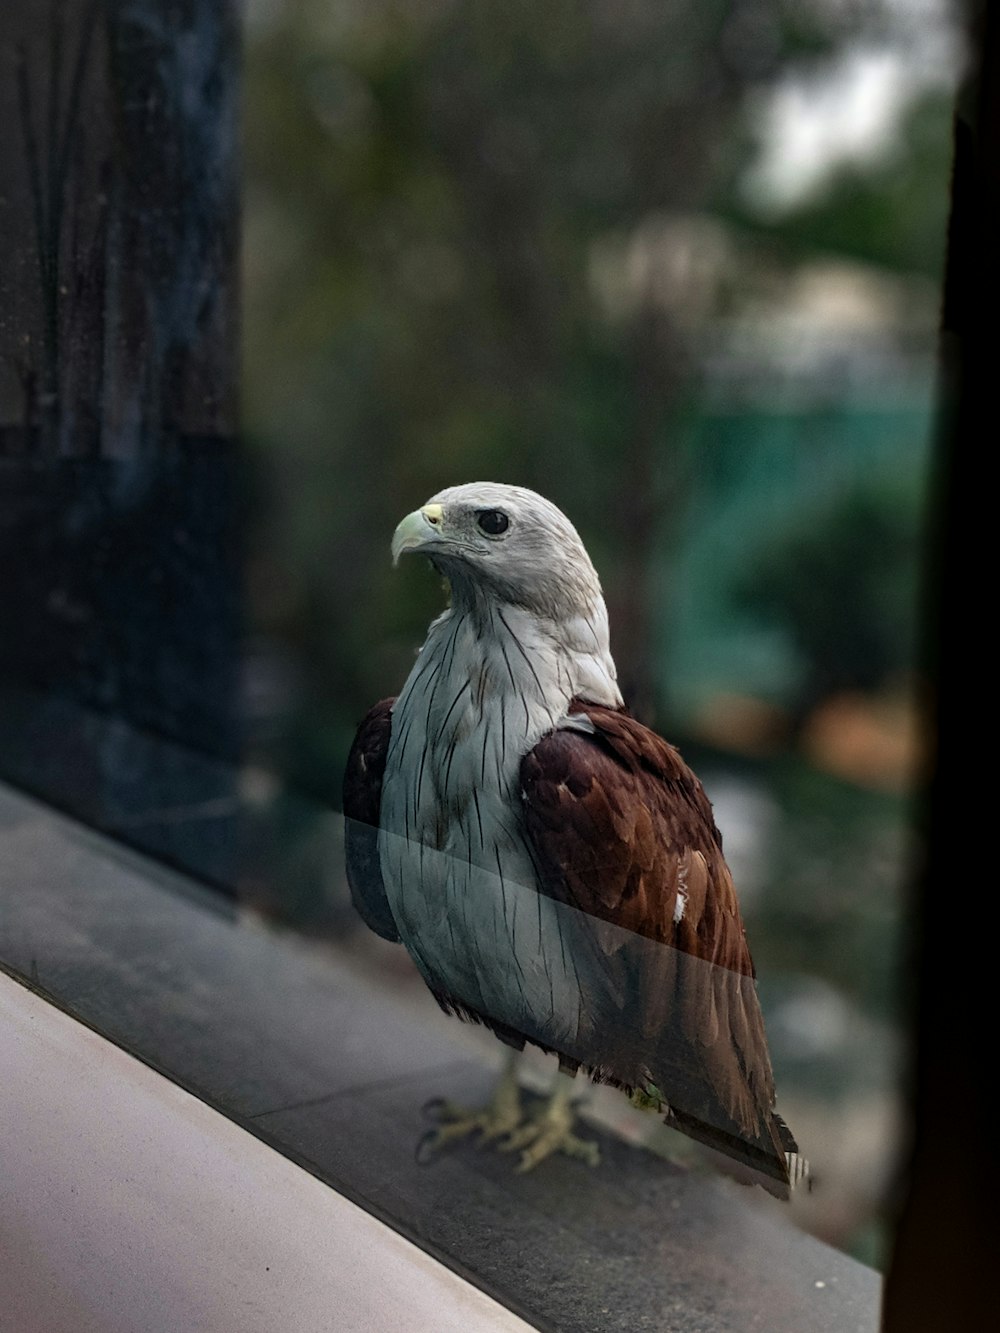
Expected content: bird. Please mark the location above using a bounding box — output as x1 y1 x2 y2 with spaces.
343 482 802 1195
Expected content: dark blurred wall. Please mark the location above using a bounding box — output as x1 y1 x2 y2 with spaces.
0 1 244 885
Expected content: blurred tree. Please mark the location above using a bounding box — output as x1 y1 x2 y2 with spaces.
758 90 954 279
242 0 949 795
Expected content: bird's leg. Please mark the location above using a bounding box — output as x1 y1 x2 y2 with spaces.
417 1049 524 1163
498 1065 600 1173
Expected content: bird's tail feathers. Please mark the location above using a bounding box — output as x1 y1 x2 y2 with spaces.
772 1111 812 1192
662 1104 807 1200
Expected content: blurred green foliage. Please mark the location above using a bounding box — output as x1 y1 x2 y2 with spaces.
752 759 909 1024
244 0 948 791
729 88 955 278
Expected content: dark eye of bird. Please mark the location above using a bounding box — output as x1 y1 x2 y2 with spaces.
476 509 509 536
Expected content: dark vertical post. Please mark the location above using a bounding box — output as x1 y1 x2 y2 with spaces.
882 4 998 1327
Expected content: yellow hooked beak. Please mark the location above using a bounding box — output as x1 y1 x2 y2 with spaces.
391 503 444 565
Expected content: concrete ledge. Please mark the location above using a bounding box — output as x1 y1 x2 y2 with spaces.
0 781 881 1332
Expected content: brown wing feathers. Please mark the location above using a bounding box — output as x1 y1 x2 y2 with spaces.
520 702 749 962
520 700 795 1193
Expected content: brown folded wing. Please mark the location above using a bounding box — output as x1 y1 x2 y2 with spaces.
520 699 795 1192
343 697 400 942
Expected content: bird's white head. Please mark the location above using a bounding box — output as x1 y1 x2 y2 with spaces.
392 482 605 624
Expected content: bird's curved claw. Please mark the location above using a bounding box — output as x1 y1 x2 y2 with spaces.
414 1080 525 1163
497 1102 601 1172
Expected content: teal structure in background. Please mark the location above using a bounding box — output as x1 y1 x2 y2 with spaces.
666 393 934 723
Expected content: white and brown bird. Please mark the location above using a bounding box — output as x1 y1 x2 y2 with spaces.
343 483 801 1194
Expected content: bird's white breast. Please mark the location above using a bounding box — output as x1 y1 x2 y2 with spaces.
378 604 618 1044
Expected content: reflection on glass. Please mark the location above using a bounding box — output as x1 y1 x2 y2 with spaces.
0 1 242 881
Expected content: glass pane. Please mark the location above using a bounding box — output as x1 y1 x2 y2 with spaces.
1 0 963 1323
